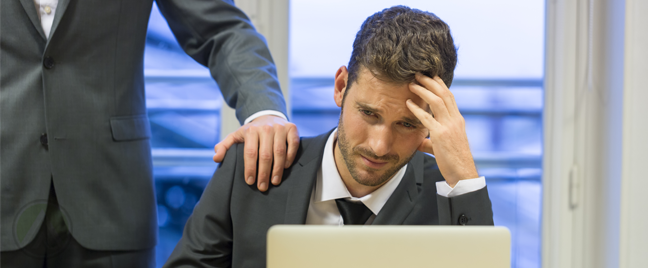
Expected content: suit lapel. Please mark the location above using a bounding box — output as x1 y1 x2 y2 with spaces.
282 158 319 224
372 152 424 225
47 0 71 40
283 130 334 224
19 0 47 40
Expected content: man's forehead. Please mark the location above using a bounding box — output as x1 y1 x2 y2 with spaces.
356 68 408 87
351 70 413 98
353 68 422 99
349 66 429 115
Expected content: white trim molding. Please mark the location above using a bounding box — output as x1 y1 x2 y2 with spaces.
619 0 648 267
544 0 647 267
542 0 578 266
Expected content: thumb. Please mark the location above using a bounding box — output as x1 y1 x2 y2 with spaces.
213 143 230 163
212 131 244 163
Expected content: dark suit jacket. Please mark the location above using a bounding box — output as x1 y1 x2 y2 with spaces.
1 0 286 251
163 130 494 268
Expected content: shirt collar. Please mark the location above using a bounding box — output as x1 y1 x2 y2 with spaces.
314 129 407 215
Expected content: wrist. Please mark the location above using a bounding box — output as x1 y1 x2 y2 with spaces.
446 171 479 188
244 110 288 124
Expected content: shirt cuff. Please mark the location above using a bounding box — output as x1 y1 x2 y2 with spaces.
436 176 486 197
243 110 288 125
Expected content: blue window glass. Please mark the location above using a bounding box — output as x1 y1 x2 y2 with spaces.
144 3 221 265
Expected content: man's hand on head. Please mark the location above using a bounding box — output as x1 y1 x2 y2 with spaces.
213 115 300 192
405 73 479 187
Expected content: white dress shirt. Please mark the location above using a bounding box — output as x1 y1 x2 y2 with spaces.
32 0 286 124
305 129 486 225
33 0 58 38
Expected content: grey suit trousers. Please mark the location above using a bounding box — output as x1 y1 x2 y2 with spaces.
0 184 155 268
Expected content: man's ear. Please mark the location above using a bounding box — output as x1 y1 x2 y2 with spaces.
334 66 349 108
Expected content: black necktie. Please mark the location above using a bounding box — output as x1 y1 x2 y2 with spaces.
335 199 374 225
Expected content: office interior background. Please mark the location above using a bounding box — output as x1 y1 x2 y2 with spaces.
143 0 647 267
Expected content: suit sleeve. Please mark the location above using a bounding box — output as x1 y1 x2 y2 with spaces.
422 155 494 226
156 0 287 124
436 187 494 225
163 144 240 268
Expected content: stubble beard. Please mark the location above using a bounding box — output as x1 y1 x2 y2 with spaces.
337 115 415 187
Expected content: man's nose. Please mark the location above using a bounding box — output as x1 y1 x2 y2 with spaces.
368 126 393 157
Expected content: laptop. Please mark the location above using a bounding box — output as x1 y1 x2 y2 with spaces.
267 225 510 268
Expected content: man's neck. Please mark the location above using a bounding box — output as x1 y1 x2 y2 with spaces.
332 135 388 198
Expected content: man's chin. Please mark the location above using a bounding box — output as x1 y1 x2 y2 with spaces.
352 169 392 187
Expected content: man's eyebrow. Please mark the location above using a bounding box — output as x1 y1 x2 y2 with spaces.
356 101 423 126
356 102 381 113
401 116 423 126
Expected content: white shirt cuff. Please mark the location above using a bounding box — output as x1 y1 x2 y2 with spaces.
243 110 288 125
436 176 486 197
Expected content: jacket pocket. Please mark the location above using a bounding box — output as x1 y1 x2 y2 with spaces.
110 115 151 141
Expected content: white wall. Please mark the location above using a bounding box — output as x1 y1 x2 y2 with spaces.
543 0 648 267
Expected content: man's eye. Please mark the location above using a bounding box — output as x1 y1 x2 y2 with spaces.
362 110 374 116
402 122 415 128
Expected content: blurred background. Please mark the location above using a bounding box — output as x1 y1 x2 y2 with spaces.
144 0 544 267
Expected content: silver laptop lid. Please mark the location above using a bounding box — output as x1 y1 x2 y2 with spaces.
267 225 510 268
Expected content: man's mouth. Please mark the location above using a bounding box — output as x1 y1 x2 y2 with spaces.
361 156 388 169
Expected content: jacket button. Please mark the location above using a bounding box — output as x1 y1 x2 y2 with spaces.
43 57 55 69
458 214 469 225
40 133 48 148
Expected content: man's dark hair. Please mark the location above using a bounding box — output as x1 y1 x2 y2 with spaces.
346 5 458 90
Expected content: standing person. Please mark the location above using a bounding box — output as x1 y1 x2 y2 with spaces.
1 0 299 267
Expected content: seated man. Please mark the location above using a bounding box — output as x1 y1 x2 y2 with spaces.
164 6 493 268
